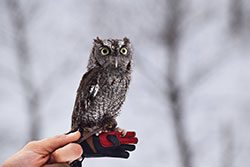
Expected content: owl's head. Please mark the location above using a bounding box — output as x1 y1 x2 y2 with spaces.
87 37 132 72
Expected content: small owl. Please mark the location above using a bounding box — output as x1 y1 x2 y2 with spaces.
71 37 132 138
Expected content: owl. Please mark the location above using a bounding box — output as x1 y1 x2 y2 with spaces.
71 37 132 139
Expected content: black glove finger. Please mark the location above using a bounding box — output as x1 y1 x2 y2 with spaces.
70 158 83 167
120 144 136 151
105 149 130 159
107 135 120 147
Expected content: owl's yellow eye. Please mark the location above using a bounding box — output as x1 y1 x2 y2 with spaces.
100 47 110 55
120 47 128 55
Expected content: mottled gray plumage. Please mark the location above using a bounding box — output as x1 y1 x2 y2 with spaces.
71 37 132 135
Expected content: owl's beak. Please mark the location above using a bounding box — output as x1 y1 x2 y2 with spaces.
115 57 118 68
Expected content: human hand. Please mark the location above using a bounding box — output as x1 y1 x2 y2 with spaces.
70 131 138 167
2 131 83 167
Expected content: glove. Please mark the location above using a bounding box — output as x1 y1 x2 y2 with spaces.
83 131 138 158
70 131 138 167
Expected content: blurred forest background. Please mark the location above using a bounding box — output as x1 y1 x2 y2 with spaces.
1 0 250 167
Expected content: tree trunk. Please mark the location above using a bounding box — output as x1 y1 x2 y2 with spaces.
28 93 41 140
167 46 192 167
164 0 192 166
229 0 243 35
6 0 41 140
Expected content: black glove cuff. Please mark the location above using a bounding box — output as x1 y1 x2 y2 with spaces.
82 139 95 157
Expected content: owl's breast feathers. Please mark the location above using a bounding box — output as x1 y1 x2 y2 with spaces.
71 66 131 131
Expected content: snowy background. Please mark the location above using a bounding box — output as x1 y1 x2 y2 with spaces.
1 0 250 167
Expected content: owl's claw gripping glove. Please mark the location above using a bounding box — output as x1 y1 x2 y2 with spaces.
70 131 138 167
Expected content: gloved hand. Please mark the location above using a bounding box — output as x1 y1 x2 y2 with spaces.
70 131 138 167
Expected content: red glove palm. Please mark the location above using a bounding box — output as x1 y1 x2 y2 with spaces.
99 131 138 147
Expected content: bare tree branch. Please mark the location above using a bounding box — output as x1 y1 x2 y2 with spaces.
135 52 166 96
221 123 234 167
229 0 243 35
185 39 239 95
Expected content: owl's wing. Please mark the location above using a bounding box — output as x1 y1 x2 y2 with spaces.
76 67 100 95
71 67 102 130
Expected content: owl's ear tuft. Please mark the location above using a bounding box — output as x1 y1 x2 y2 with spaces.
94 37 103 44
123 37 130 44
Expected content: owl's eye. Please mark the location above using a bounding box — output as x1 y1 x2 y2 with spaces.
120 47 128 55
100 47 110 55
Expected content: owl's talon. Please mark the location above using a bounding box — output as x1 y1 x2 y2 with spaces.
108 125 113 128
95 130 103 136
115 127 127 136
